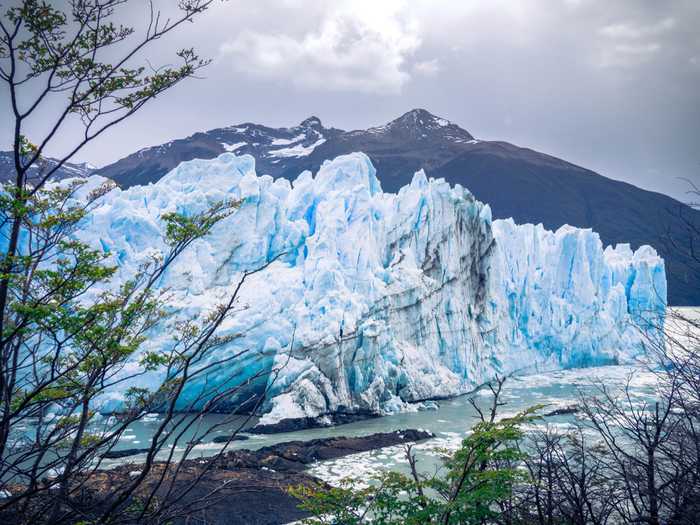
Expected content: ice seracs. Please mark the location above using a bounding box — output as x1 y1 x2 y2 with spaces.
67 152 666 426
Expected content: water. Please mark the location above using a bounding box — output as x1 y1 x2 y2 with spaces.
308 364 663 483
100 364 658 473
102 307 699 482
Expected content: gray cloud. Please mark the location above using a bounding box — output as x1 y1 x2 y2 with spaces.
219 1 422 93
1 0 699 201
412 59 441 77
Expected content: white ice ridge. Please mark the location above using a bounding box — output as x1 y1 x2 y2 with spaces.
71 152 666 423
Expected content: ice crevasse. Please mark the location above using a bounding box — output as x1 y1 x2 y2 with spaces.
73 152 666 427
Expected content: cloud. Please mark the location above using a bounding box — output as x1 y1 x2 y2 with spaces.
562 0 595 7
598 41 662 68
412 58 441 77
219 1 423 94
597 17 675 67
599 17 675 40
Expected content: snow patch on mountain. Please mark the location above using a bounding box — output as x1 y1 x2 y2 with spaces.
221 142 246 152
270 134 306 146
268 137 326 158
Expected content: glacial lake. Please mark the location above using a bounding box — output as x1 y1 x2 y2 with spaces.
101 363 659 481
103 308 698 486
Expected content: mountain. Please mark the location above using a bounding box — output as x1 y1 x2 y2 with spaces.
95 109 476 189
0 151 95 183
4 109 696 304
77 153 665 425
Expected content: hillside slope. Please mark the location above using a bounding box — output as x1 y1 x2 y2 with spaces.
6 109 695 304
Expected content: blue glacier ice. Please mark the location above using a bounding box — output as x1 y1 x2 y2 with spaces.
64 152 666 424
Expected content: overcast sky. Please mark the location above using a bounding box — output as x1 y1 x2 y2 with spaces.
2 0 699 202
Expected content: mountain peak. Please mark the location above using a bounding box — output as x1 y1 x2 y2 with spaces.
395 108 441 123
299 116 323 129
382 108 474 141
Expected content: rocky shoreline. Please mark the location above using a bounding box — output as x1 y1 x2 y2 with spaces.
251 411 382 434
135 429 434 524
3 429 433 525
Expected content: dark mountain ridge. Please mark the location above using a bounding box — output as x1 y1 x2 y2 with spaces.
2 109 697 304
0 152 95 183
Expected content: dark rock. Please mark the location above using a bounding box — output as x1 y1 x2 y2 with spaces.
248 429 433 469
219 429 434 474
251 412 381 434
100 447 150 459
211 434 250 443
161 428 434 524
544 405 580 417
3 429 434 525
140 466 321 525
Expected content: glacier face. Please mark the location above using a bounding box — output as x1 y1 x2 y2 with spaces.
69 152 666 424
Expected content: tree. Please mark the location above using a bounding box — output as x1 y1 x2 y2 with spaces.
292 377 542 525
0 2 283 524
516 176 700 525
509 425 618 525
292 186 700 525
294 358 700 525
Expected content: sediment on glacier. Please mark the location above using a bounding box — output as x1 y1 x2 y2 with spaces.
65 152 666 427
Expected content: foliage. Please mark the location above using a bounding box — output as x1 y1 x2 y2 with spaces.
292 378 542 525
0 2 283 524
294 321 700 525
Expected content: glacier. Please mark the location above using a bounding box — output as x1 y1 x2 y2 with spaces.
62 152 665 426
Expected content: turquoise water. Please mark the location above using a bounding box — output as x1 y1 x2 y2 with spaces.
100 363 658 475
306 364 658 484
103 307 699 477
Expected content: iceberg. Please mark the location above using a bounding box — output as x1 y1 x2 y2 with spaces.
65 152 665 426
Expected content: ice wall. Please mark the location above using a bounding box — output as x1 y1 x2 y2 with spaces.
63 153 665 424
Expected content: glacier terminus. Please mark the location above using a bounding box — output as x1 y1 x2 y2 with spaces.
74 152 666 429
